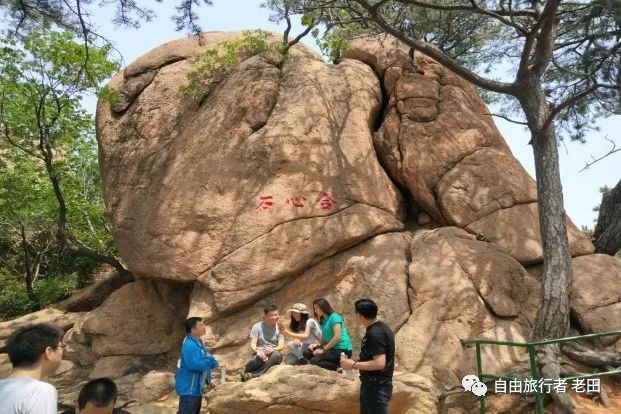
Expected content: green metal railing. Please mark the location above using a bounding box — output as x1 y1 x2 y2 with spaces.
460 329 621 414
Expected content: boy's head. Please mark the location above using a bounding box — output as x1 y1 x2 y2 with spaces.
76 377 118 414
6 323 64 376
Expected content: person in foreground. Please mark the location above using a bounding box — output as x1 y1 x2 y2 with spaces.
175 317 219 414
241 305 284 381
277 302 322 365
341 299 395 414
303 298 353 371
61 377 130 414
0 323 64 414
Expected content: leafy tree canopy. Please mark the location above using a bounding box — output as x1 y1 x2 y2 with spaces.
264 0 620 142
0 30 119 318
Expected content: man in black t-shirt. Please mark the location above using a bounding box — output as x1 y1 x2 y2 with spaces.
340 299 395 414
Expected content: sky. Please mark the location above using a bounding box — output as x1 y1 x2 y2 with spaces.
55 0 621 228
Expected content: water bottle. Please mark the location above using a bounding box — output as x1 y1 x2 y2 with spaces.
220 366 226 383
340 352 348 375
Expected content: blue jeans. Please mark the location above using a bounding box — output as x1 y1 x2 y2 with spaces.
178 395 202 414
360 382 393 414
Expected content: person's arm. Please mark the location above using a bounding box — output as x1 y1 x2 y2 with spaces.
205 348 220 369
183 342 219 371
275 335 285 352
350 354 386 371
322 322 342 351
342 330 388 371
282 324 313 340
249 336 259 353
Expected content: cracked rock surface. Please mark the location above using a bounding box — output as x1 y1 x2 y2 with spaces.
396 227 538 390
344 36 594 265
97 33 405 288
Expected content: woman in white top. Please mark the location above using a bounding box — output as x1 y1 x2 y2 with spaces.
277 303 322 365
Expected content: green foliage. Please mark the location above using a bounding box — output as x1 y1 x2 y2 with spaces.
0 268 78 321
0 30 119 319
265 1 620 142
186 30 281 98
0 268 35 320
313 22 357 63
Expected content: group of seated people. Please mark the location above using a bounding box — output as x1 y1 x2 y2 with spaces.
240 297 353 381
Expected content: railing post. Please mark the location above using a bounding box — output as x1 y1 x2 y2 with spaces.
475 342 486 414
527 344 544 414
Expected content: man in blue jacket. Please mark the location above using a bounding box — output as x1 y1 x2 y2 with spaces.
175 317 219 414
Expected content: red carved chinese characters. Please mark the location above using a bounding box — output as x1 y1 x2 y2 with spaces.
315 192 336 210
255 195 274 210
286 197 307 207
255 193 336 211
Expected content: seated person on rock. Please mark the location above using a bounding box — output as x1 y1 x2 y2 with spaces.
241 305 284 381
303 298 353 371
277 302 322 365
60 377 130 414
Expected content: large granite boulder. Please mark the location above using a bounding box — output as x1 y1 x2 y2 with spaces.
0 309 83 353
344 36 594 265
96 33 405 316
396 227 539 389
77 280 190 356
206 365 437 414
570 254 621 339
528 254 621 344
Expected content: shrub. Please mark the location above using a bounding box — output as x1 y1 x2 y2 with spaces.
186 30 283 99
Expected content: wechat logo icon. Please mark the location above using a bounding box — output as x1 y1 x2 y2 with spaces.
462 374 487 397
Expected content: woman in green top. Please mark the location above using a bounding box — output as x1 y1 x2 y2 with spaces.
303 297 353 371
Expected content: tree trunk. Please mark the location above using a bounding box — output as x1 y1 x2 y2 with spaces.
19 225 34 296
519 82 573 340
594 178 621 255
19 224 39 307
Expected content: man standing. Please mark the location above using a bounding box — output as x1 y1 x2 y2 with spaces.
175 317 219 414
240 305 284 381
341 299 395 414
0 323 64 414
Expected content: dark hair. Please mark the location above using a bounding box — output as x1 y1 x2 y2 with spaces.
355 299 378 319
77 377 118 410
312 298 334 321
263 305 278 315
184 317 203 333
289 312 309 333
6 323 63 368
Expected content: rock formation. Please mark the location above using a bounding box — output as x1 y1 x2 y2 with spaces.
1 31 619 413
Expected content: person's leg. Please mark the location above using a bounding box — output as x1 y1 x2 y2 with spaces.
285 353 298 365
359 383 392 414
178 396 202 414
302 346 315 360
244 355 266 375
286 341 303 365
308 349 341 371
193 395 202 414
255 351 283 376
375 383 392 414
359 382 372 414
